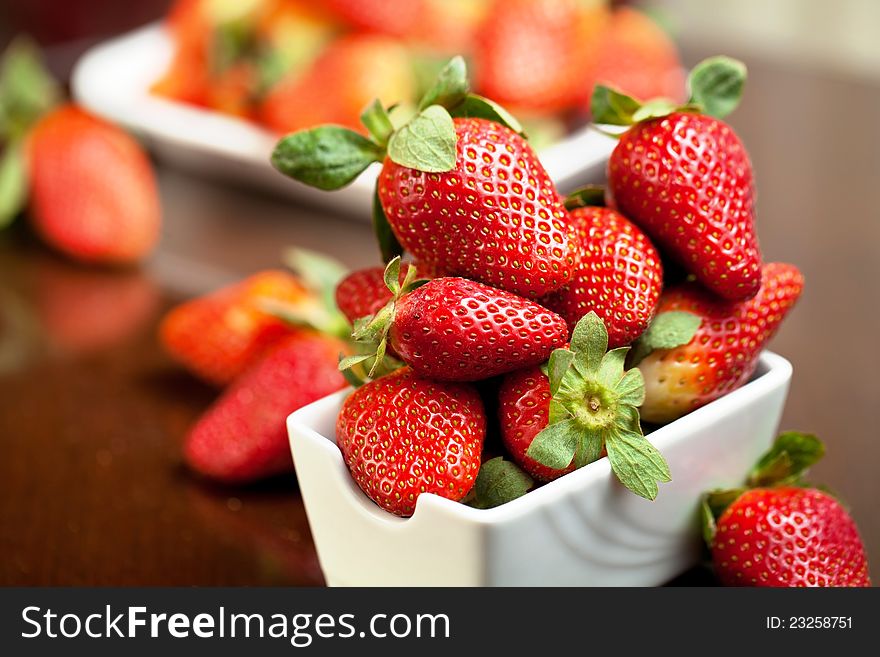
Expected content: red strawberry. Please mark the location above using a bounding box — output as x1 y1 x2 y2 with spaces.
498 312 670 499
321 0 425 38
592 7 686 105
540 205 663 348
351 263 568 382
334 262 425 325
159 270 310 386
336 367 486 517
704 432 871 587
27 104 161 264
608 111 760 300
473 0 609 113
378 117 578 299
185 331 347 483
637 262 803 424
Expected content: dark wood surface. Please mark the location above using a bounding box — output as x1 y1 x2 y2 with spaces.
1 47 878 586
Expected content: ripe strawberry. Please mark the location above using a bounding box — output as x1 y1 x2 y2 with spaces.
336 367 486 517
637 262 803 424
160 270 310 386
540 205 662 348
350 261 568 382
592 7 686 105
473 0 608 113
27 105 161 264
378 117 577 299
321 0 425 38
335 262 425 325
704 432 870 587
497 312 670 499
259 35 416 135
185 331 347 483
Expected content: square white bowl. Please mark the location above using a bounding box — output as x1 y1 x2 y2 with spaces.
287 351 792 586
70 24 617 218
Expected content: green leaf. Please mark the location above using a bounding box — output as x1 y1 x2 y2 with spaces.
687 56 747 119
469 457 534 509
338 353 373 371
573 427 604 469
747 431 825 487
449 94 524 135
564 185 606 210
614 368 645 407
527 418 580 471
590 85 641 126
0 140 27 228
631 97 678 123
372 186 404 263
418 56 469 111
351 302 394 342
597 347 629 389
271 126 383 190
569 312 608 375
383 256 402 296
0 37 61 137
700 496 717 545
703 488 745 525
547 348 575 396
386 105 457 172
605 430 671 500
629 310 701 366
360 99 394 147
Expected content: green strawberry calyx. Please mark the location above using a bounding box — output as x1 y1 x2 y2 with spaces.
627 310 702 367
527 312 671 500
591 55 747 128
700 431 826 544
466 457 534 510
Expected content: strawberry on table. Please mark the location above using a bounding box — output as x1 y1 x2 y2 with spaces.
595 57 761 300
185 331 348 483
703 432 871 587
499 312 670 499
336 367 486 517
271 56 579 299
541 199 662 348
636 262 804 424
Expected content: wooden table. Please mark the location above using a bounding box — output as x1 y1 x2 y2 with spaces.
1 48 877 586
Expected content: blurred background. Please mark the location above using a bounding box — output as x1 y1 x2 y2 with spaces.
0 0 878 585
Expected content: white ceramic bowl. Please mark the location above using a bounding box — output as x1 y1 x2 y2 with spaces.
287 352 792 586
70 24 616 217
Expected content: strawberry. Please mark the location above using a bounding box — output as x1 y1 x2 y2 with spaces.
336 366 486 517
594 56 761 300
26 104 161 264
259 34 416 135
540 203 662 348
159 270 310 386
271 57 578 298
321 0 425 38
347 259 568 382
334 262 426 325
185 331 347 483
592 7 686 105
472 0 609 113
703 432 871 587
636 262 803 424
498 312 670 499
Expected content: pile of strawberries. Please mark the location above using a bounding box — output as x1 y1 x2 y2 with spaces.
271 54 806 515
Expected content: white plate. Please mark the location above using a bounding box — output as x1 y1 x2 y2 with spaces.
71 24 616 217
288 352 792 586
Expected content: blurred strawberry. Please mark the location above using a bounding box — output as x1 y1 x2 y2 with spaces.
414 0 489 53
259 34 416 135
321 0 425 38
151 0 212 105
592 7 686 105
204 61 258 118
473 0 609 113
159 270 311 386
185 331 347 483
27 104 161 264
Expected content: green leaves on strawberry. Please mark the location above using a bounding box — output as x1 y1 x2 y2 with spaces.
524 312 671 500
468 457 534 510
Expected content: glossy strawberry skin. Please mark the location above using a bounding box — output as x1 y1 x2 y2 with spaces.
336 367 486 517
713 488 871 587
27 105 161 264
390 277 568 381
609 112 761 301
639 262 803 423
541 206 662 348
160 270 308 386
378 117 578 299
185 332 347 483
498 366 575 482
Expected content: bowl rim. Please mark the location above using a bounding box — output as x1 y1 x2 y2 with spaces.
288 351 792 526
